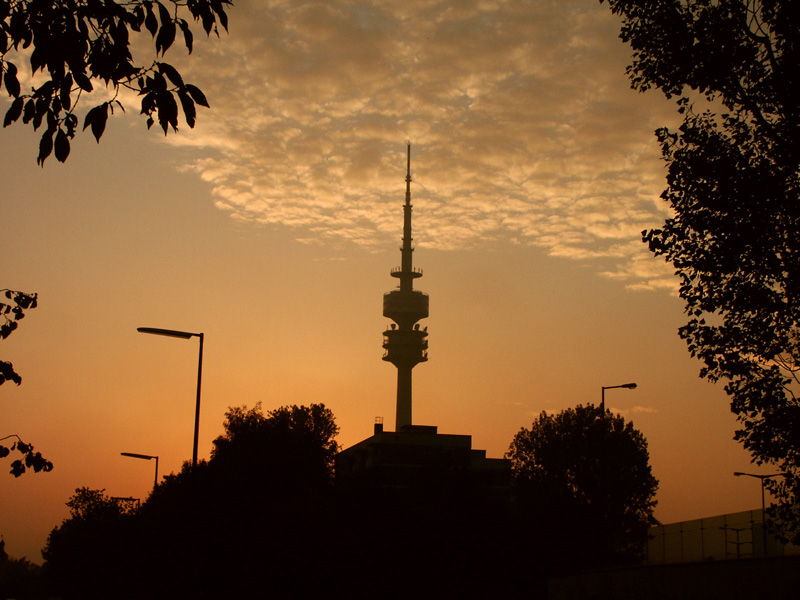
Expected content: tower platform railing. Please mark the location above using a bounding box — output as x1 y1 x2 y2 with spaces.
390 266 423 276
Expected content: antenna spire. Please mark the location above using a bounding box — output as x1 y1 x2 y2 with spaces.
406 142 411 203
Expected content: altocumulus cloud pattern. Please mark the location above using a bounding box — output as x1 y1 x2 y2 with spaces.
152 0 679 290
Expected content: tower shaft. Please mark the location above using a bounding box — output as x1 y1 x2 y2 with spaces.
382 144 429 430
396 366 412 430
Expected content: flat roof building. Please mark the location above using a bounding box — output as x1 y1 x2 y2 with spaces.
335 422 510 503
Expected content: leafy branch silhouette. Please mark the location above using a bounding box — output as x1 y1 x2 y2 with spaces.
1 0 230 164
1 289 52 476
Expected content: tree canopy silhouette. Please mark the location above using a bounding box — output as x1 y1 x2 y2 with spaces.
0 555 47 600
42 488 138 600
43 404 341 599
0 290 51 477
210 402 339 491
1 0 230 164
603 0 800 540
507 404 658 562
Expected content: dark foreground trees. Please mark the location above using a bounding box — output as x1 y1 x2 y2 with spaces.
41 403 544 599
0 556 47 600
42 488 138 599
602 0 800 539
44 403 654 598
139 403 342 598
507 404 658 563
1 0 230 164
43 403 342 600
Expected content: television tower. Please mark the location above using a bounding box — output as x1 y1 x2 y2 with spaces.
382 144 429 430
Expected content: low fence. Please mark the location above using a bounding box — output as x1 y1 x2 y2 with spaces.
647 509 800 565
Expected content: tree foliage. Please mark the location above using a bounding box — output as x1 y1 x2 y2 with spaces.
42 488 138 600
507 405 658 562
1 289 52 477
43 404 341 599
210 402 340 488
60 486 139 521
1 0 230 165
0 434 52 477
0 556 48 600
1 289 36 386
603 0 800 539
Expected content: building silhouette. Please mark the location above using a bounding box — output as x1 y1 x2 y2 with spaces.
335 145 509 501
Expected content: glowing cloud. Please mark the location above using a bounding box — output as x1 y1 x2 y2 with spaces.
162 0 679 288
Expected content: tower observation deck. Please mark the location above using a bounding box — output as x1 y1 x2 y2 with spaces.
383 144 429 430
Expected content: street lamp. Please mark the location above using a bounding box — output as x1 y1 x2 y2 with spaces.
121 452 159 488
733 471 786 555
138 327 204 469
596 382 637 555
600 382 637 415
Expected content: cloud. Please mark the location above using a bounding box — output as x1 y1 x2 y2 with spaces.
613 405 659 416
599 248 678 292
158 0 681 287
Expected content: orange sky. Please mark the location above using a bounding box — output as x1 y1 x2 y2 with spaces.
0 0 775 561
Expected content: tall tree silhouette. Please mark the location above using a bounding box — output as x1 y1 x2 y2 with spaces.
507 404 658 563
130 403 339 599
603 0 800 541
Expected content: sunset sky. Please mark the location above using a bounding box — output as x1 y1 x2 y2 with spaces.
1 0 773 561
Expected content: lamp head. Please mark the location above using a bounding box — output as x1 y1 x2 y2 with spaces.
121 452 156 461
137 327 195 339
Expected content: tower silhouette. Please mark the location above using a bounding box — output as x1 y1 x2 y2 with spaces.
382 143 429 430
335 144 509 505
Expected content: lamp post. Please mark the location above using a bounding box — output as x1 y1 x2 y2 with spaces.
121 452 159 488
596 382 636 557
138 327 204 469
600 382 637 415
733 471 785 555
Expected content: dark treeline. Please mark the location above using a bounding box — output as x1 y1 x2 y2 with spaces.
3 403 657 600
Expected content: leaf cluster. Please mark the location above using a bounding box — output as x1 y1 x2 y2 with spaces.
0 289 37 386
604 0 800 541
1 0 229 164
0 434 53 477
1 289 51 478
